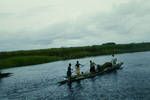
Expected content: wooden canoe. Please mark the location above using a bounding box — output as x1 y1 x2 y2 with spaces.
58 62 123 84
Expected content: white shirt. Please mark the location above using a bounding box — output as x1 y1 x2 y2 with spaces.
111 57 117 65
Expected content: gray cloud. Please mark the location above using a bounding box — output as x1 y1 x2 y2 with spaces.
0 0 150 51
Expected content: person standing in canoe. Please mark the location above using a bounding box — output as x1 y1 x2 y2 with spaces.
67 63 72 80
90 60 96 73
111 54 117 66
75 61 83 76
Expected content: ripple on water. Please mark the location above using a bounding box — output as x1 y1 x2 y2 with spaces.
0 51 150 100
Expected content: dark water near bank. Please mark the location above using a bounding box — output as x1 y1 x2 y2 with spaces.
0 52 150 100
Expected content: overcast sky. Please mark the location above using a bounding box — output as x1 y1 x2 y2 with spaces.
0 0 150 51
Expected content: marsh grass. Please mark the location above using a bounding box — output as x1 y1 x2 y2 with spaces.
0 56 62 69
0 42 150 69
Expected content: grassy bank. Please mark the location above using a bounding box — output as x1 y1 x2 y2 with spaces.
0 42 150 69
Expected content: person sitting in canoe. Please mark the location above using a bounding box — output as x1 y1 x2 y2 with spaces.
111 54 117 66
90 60 96 73
75 61 83 76
96 64 102 72
67 63 72 80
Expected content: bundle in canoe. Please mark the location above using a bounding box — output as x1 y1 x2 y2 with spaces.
58 62 123 84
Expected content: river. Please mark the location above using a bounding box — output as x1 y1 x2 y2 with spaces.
0 51 150 100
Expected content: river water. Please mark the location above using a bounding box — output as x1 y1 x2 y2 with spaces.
0 52 150 100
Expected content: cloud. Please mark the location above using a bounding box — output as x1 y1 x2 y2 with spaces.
0 0 150 51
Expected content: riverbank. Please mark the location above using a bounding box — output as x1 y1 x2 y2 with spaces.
0 42 150 69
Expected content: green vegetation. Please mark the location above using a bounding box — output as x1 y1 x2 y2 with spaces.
0 42 150 69
0 56 62 69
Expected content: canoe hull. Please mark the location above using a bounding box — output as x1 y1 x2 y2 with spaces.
0 73 12 79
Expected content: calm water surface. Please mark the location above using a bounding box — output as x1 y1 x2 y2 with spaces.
0 52 150 100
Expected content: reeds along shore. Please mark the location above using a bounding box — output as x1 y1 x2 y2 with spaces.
0 42 150 69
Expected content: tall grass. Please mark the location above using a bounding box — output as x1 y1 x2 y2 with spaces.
0 56 62 69
0 42 150 69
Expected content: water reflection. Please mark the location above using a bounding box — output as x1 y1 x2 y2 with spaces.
67 80 82 91
67 82 73 90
